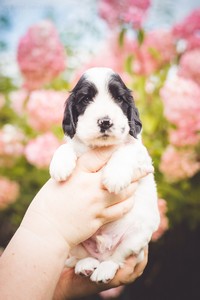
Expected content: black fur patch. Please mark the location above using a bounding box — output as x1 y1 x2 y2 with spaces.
62 75 98 137
108 74 142 138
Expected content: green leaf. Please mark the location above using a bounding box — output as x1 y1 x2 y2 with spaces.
124 55 134 75
118 28 126 47
137 28 145 45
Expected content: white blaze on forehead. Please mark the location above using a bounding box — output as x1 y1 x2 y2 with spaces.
84 67 115 91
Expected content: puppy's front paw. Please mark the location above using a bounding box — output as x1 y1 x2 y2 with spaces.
49 144 77 181
75 257 100 277
132 164 154 181
102 165 132 194
90 261 119 283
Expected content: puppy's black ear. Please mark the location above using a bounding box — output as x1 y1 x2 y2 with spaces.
62 93 78 138
128 105 142 138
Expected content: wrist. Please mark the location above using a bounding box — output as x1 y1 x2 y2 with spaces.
1 223 70 300
20 207 71 257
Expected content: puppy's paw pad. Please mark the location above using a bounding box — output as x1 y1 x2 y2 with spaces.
75 257 100 277
90 261 119 283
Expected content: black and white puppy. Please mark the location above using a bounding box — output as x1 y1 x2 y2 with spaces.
50 67 160 283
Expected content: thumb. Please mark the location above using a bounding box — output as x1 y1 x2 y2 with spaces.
77 146 117 173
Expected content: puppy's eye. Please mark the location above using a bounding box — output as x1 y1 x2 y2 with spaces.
81 96 92 105
117 96 124 104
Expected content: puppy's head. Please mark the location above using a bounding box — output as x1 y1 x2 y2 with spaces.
63 67 142 147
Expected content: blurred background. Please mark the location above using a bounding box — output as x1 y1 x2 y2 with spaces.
0 0 200 299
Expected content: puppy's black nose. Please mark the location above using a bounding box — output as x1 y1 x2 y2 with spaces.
98 117 113 131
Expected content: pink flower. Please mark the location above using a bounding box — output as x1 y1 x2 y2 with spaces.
178 49 200 85
133 29 176 75
186 35 200 51
98 0 151 29
160 76 200 146
0 124 25 158
152 199 168 241
169 127 200 147
159 146 200 182
172 9 200 39
0 177 20 210
9 89 29 115
26 90 66 131
17 20 66 90
24 133 61 168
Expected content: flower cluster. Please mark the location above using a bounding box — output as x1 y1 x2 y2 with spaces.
178 49 200 86
131 29 176 76
0 124 25 165
17 20 66 90
172 9 200 40
98 0 151 29
26 90 66 131
0 177 20 210
24 132 61 169
161 76 200 147
160 146 200 182
159 9 200 182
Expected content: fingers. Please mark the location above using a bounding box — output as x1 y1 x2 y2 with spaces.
102 197 134 223
77 146 117 173
133 246 148 277
109 247 148 287
99 182 138 224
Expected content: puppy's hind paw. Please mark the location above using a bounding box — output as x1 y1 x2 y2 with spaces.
90 261 119 283
75 257 100 277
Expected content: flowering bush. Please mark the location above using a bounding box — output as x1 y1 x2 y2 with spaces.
0 2 200 249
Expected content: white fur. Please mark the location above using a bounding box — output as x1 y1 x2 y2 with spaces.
50 67 160 283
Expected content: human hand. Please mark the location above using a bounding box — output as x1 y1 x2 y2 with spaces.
20 146 138 250
53 247 148 300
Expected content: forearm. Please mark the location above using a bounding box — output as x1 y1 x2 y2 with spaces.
0 214 69 300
